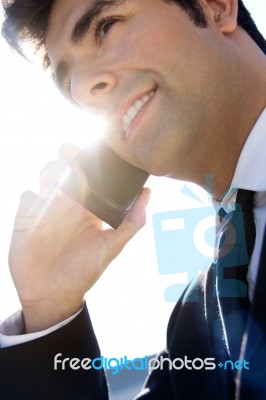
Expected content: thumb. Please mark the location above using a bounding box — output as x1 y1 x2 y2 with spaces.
113 187 151 250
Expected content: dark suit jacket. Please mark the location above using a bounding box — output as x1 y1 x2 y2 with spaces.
0 239 266 399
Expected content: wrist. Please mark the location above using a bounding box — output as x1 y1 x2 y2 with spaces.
22 298 84 333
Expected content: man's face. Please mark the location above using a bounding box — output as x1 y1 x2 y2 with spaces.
46 0 232 180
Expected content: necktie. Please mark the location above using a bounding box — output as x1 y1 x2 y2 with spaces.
215 189 256 361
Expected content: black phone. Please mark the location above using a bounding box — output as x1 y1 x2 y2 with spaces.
61 142 149 229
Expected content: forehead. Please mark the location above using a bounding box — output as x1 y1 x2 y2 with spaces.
46 0 94 61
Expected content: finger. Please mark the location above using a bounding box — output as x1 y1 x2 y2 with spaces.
57 143 86 185
14 191 48 231
14 190 79 232
16 191 43 217
39 161 71 200
113 187 151 249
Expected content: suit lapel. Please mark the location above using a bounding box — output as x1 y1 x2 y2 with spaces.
237 229 266 399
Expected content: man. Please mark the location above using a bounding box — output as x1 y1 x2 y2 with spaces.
0 0 265 398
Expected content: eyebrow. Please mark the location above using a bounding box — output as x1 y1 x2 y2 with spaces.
71 0 127 45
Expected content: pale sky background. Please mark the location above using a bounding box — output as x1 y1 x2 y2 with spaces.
0 1 265 360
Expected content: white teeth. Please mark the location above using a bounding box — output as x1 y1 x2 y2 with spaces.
123 114 131 126
127 105 138 119
122 90 155 134
135 100 144 111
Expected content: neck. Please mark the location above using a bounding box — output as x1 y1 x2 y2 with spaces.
170 29 266 199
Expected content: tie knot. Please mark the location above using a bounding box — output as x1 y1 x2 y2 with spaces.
218 189 255 223
216 188 256 265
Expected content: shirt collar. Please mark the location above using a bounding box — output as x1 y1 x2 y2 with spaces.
213 107 266 212
231 107 266 191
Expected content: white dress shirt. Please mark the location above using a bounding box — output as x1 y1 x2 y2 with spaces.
226 107 266 300
0 108 265 348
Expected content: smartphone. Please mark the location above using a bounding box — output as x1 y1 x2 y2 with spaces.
61 142 149 229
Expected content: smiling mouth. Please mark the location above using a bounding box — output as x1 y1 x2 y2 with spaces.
122 90 156 134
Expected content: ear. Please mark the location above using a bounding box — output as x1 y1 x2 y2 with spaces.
202 0 238 33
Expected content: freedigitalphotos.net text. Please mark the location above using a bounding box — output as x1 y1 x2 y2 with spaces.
54 354 250 375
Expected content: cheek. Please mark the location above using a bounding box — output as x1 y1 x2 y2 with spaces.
113 18 180 70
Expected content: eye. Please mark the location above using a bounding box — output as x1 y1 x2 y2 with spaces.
94 16 122 41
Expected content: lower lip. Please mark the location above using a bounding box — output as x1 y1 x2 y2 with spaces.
124 92 156 141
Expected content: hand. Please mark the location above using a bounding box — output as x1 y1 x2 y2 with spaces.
9 147 150 333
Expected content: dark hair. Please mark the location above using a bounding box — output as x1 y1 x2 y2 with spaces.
1 0 266 69
171 0 266 55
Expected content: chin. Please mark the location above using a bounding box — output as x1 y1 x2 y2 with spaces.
141 159 175 178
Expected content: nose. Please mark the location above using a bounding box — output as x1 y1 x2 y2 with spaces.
71 66 118 106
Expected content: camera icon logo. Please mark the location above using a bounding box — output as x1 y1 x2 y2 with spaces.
152 200 248 302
